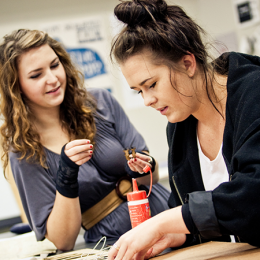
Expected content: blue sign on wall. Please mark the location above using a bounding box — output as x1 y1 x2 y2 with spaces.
66 48 106 79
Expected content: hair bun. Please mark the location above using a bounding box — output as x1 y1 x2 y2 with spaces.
114 0 167 27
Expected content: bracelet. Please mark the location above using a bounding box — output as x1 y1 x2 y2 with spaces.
56 144 80 198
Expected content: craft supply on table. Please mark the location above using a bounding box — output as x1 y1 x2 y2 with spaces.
44 236 109 260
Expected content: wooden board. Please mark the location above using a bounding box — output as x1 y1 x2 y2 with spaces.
153 241 260 260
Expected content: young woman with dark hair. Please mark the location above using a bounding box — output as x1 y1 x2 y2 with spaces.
109 0 260 259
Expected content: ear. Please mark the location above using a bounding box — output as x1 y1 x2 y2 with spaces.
181 53 197 78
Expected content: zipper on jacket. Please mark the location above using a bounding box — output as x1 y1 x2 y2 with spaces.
172 176 184 205
236 236 241 242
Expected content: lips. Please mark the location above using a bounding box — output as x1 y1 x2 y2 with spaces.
156 107 167 112
156 106 168 115
46 86 60 94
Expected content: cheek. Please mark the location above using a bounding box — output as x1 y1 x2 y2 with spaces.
19 81 31 95
20 80 42 98
60 66 67 83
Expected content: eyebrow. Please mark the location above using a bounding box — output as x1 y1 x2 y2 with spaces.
130 77 152 89
28 57 59 74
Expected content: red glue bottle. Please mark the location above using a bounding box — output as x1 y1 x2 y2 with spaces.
127 178 151 228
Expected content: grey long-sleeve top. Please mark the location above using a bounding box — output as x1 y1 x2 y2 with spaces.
11 88 170 243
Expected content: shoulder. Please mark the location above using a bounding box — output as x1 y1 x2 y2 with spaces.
228 52 260 87
227 52 260 104
226 53 260 140
9 150 21 165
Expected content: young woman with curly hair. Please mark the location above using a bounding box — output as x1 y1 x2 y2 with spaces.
0 29 170 251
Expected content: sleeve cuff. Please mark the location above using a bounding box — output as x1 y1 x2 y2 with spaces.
188 191 222 239
181 203 198 234
61 144 79 169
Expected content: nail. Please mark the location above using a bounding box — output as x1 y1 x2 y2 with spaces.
134 158 137 162
87 140 90 144
90 150 93 154
90 145 93 148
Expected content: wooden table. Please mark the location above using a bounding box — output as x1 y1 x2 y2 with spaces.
154 241 260 260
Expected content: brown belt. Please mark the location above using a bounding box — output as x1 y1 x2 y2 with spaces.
81 176 132 230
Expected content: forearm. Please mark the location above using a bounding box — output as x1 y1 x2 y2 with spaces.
156 206 190 236
107 205 190 260
46 191 82 251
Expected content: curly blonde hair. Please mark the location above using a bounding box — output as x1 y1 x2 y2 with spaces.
0 29 96 175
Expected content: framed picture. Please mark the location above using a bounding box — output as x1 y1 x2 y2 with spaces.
233 0 260 28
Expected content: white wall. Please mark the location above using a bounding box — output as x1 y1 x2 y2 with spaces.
0 173 20 219
0 0 259 220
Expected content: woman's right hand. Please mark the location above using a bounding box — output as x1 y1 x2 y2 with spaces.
108 206 189 260
65 139 93 165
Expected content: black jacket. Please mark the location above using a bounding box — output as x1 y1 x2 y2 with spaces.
167 52 260 247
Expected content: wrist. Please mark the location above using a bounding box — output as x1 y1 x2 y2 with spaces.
56 144 80 198
168 233 187 248
158 206 189 235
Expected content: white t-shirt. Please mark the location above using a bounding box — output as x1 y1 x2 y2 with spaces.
197 135 235 242
197 135 229 191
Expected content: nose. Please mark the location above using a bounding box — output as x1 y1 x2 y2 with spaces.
143 92 156 107
46 70 58 85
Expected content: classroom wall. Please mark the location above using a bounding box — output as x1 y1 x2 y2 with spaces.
0 0 258 221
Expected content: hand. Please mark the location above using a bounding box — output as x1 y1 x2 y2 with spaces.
108 217 163 260
109 228 186 260
144 233 186 259
128 152 152 174
108 206 188 260
65 139 93 165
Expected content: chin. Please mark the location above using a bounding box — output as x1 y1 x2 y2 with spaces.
166 117 177 124
167 114 188 124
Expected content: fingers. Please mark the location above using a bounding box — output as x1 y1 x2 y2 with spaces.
144 248 153 259
72 151 92 165
64 139 93 165
134 248 150 260
108 218 166 260
108 244 119 260
108 235 133 260
128 153 152 173
65 139 90 150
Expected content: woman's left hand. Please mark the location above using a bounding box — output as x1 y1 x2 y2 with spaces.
127 152 152 174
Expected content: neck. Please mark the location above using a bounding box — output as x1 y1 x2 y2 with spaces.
31 106 70 153
192 73 227 128
32 106 61 131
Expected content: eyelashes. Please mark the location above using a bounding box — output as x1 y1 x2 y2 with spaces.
30 62 60 79
137 82 157 94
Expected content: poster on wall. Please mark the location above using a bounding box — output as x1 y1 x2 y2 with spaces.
233 0 260 28
40 16 113 93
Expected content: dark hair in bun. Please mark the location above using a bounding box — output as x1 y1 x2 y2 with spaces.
114 0 167 27
111 0 227 117
112 0 209 66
